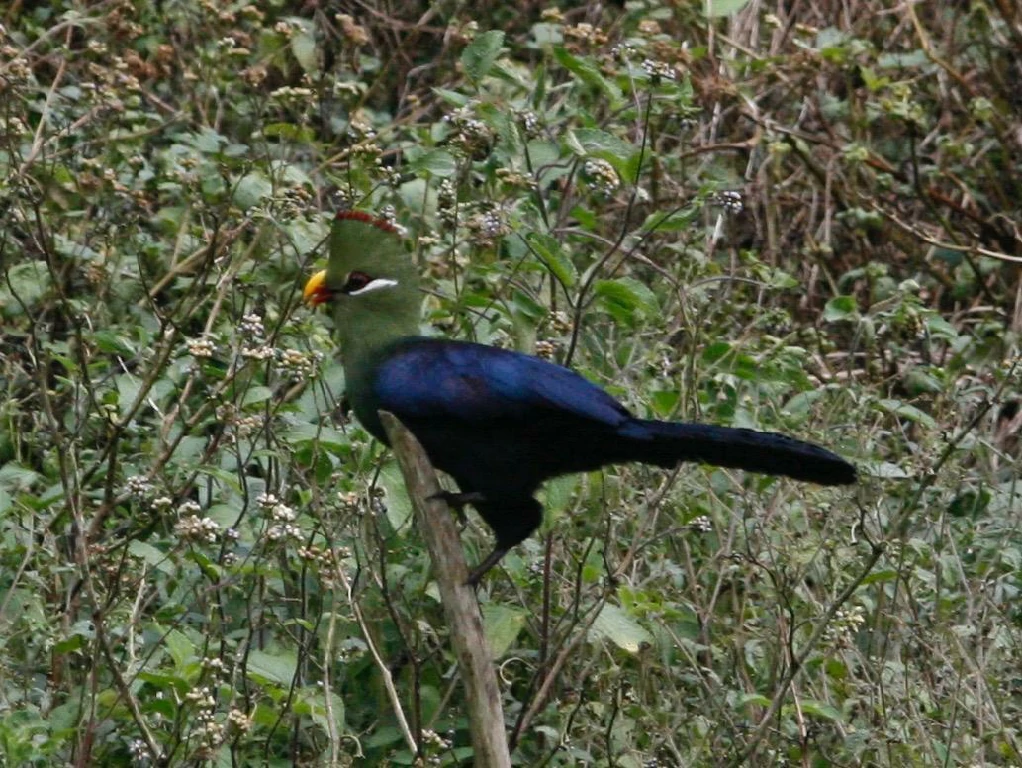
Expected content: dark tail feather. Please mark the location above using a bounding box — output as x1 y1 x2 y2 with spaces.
625 420 857 486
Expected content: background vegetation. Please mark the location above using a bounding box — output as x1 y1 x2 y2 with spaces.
2 0 1021 764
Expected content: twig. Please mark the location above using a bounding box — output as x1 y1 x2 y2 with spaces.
379 412 512 767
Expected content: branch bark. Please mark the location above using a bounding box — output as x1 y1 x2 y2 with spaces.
379 411 512 768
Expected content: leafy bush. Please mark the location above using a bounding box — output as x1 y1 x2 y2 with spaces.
1 0 1020 765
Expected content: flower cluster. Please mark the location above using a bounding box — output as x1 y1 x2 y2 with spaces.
823 604 866 649
515 108 541 139
336 13 369 46
275 186 315 221
611 43 640 63
275 348 323 380
175 511 221 544
240 344 273 361
124 475 153 500
583 158 619 196
641 58 676 84
128 739 158 765
298 543 333 564
337 490 366 516
215 403 265 439
547 311 573 336
238 313 268 351
535 340 558 361
444 104 494 160
495 167 535 191
687 515 713 533
258 493 302 542
437 179 459 229
187 337 216 358
466 208 508 246
184 685 225 755
269 86 315 107
711 190 744 215
420 729 454 765
563 23 608 46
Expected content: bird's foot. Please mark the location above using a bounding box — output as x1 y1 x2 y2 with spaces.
428 490 486 509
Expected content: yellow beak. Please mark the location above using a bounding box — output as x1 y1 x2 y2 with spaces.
303 270 330 306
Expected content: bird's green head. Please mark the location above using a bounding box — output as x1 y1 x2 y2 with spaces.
304 211 420 351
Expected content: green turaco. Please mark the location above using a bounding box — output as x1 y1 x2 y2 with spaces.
305 211 856 584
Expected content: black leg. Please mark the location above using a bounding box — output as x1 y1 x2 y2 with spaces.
466 545 510 587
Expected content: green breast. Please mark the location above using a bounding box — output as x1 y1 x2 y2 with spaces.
342 336 420 444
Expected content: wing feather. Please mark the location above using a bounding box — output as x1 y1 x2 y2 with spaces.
373 338 632 427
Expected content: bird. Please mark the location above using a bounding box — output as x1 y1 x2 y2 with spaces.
305 211 857 584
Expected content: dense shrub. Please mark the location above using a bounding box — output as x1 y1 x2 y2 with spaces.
1 0 1020 764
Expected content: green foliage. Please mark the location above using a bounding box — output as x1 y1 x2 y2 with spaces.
1 0 1021 765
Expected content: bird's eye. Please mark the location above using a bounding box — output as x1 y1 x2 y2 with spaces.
342 271 373 293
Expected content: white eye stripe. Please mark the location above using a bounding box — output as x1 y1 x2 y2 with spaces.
349 278 399 296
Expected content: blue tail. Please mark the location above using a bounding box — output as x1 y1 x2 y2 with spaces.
624 420 856 486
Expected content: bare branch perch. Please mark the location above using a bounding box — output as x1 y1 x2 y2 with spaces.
379 411 512 768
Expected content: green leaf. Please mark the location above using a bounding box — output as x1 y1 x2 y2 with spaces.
136 672 190 699
704 0 752 16
861 569 899 585
300 689 347 735
165 629 196 671
640 207 698 233
530 22 563 46
379 461 414 533
233 172 274 210
527 232 577 288
178 127 227 154
0 463 42 491
948 488 990 518
284 216 329 256
903 368 943 396
511 288 547 324
590 603 653 653
263 122 315 142
92 330 136 357
128 541 175 574
571 128 635 158
594 277 658 322
879 398 937 429
863 460 911 479
0 260 49 310
115 374 140 418
823 295 859 322
290 25 318 73
701 341 732 364
569 127 638 178
800 699 844 721
543 474 578 511
433 88 471 107
52 634 86 654
925 314 958 339
877 50 929 69
283 423 350 453
651 389 680 417
241 386 273 407
554 47 621 102
482 604 527 657
462 30 505 85
736 693 771 709
247 649 298 686
412 149 458 177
